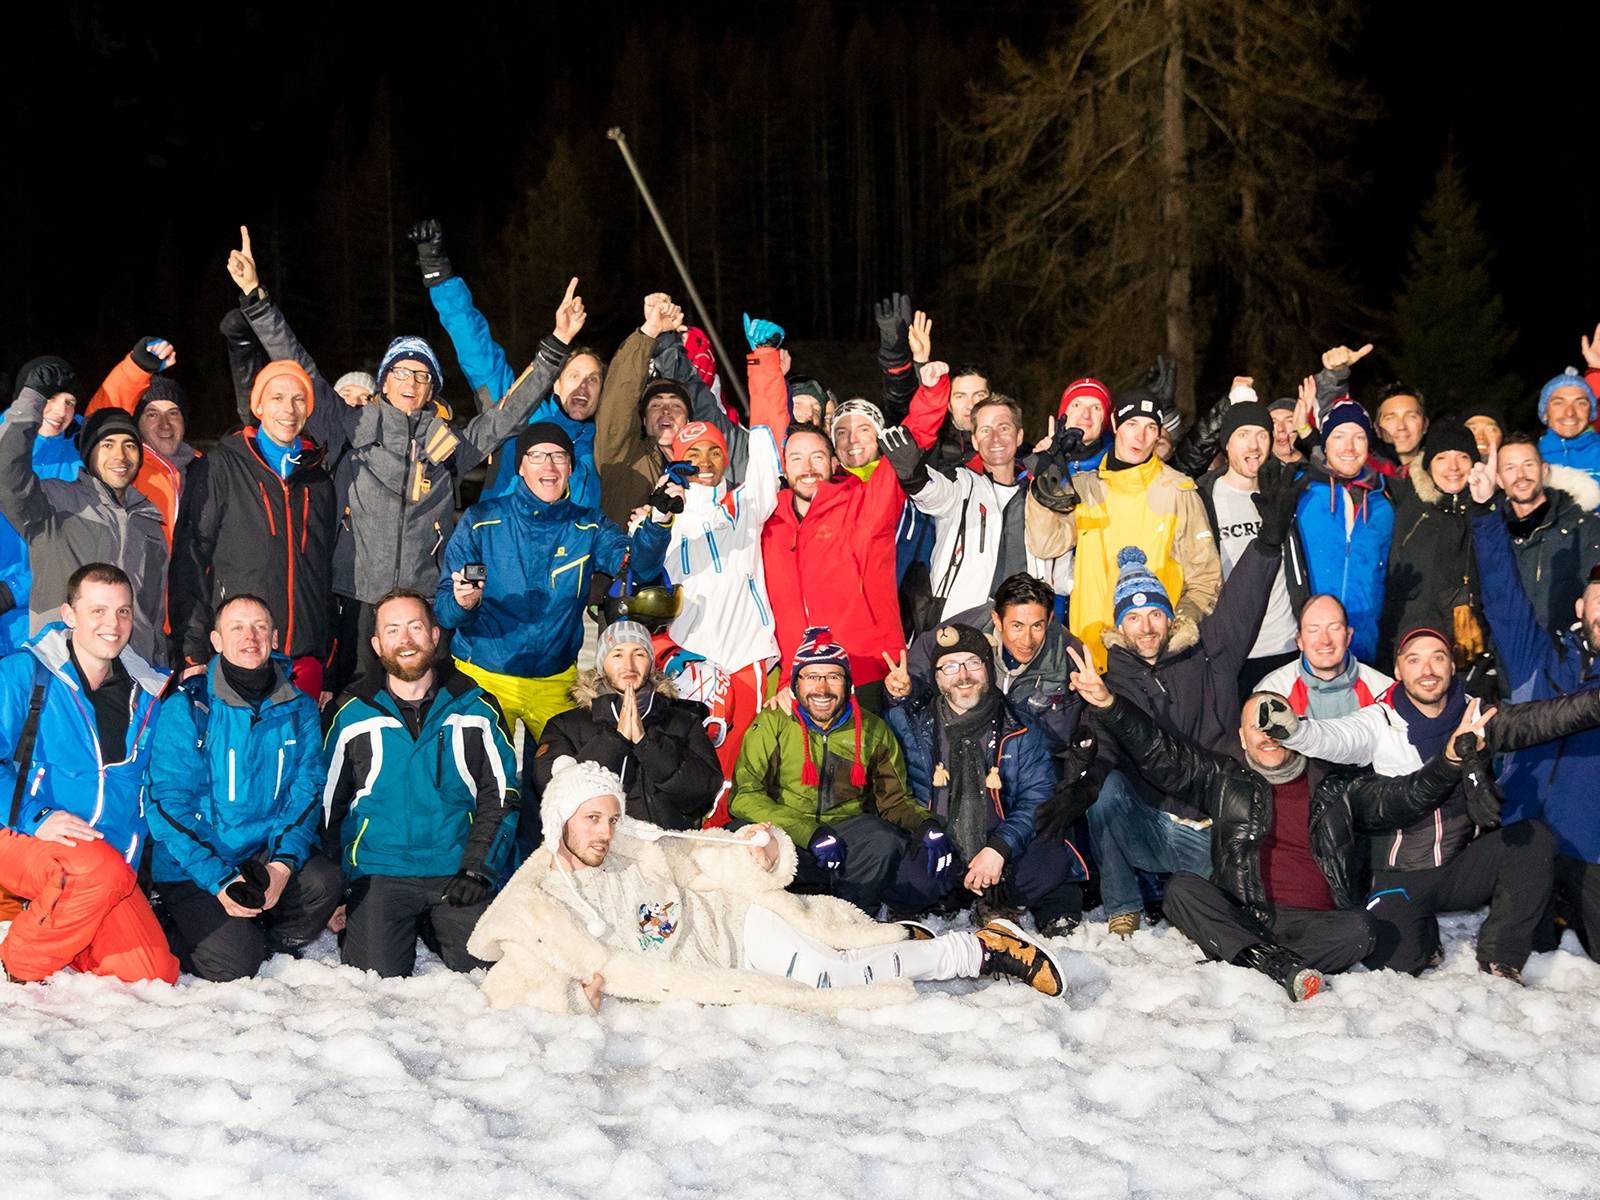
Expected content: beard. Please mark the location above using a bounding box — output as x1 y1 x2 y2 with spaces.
380 642 435 682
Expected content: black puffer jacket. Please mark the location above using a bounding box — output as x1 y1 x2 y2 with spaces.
1103 539 1280 817
1382 470 1488 671
1092 696 1463 910
533 668 722 831
171 428 336 666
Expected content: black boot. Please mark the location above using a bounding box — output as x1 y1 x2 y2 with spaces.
1233 942 1323 1002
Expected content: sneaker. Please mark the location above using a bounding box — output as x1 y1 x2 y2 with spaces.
1037 914 1081 939
1233 942 1323 1002
898 921 937 942
1480 961 1525 986
976 919 1066 997
1107 912 1141 940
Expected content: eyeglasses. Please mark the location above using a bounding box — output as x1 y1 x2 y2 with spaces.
388 366 434 385
524 450 572 467
797 669 847 685
935 658 985 676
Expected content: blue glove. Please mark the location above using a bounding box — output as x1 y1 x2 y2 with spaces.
808 827 846 872
921 826 954 883
743 312 785 351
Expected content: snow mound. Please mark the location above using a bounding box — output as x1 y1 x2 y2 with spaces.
3 911 1598 1199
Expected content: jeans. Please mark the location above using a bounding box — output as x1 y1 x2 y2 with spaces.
1086 770 1212 918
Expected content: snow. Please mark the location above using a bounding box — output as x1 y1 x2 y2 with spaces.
4 911 1600 1200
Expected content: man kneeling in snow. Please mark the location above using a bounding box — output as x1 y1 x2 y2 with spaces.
469 756 1064 1013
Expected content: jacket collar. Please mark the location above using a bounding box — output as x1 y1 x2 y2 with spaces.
207 653 300 709
26 624 167 698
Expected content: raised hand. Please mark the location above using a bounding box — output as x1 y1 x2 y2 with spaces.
1140 354 1177 405
1582 322 1600 371
408 219 453 287
1467 442 1499 504
874 293 912 353
1320 343 1374 372
881 648 912 699
227 224 260 295
1253 694 1298 741
1066 645 1112 708
907 310 933 364
742 313 785 350
641 292 672 337
554 277 586 343
1446 698 1497 760
1295 375 1318 432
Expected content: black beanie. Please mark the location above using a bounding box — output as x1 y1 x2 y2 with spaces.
1219 401 1272 445
638 378 691 426
514 420 575 463
1112 388 1165 428
931 622 996 681
1421 418 1481 472
79 407 143 468
134 375 190 424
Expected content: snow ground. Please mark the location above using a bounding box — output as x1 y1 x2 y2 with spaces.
3 911 1599 1200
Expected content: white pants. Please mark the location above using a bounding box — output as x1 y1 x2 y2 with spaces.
740 906 982 989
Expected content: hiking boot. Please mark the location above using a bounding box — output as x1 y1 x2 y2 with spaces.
976 919 1065 997
974 888 1023 929
1233 942 1322 1002
898 921 937 942
1480 961 1525 986
1037 913 1081 939
1107 912 1141 939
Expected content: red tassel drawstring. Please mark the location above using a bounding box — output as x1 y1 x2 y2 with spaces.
849 696 866 786
797 707 819 786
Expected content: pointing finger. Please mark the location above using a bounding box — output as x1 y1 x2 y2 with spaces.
239 225 253 257
562 276 579 305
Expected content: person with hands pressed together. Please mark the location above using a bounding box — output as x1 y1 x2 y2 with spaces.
322 589 520 977
534 618 722 838
0 563 176 984
1072 641 1484 1001
469 755 1066 1013
146 595 338 981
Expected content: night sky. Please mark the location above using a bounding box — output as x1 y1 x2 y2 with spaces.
6 2 1594 435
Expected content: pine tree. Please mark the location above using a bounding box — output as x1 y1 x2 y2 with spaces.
1390 157 1519 414
955 0 1372 419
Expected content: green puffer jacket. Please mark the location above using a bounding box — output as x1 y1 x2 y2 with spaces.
730 703 935 845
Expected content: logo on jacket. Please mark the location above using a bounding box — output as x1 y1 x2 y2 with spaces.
555 546 567 557
638 901 677 949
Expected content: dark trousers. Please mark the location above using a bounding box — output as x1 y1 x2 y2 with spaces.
1163 872 1375 974
342 874 490 978
1553 853 1600 961
1365 821 1555 974
158 854 343 982
883 832 1084 926
790 812 908 914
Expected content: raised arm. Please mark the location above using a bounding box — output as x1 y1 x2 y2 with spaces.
410 220 517 411
87 338 176 417
0 387 59 538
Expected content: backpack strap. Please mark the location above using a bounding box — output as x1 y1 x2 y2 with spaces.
8 656 52 829
179 675 212 750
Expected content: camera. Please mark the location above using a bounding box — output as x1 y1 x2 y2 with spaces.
462 562 487 584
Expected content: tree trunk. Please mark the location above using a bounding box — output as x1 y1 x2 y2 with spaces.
1234 0 1265 376
1161 0 1195 419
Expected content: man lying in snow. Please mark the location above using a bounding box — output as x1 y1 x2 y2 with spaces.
468 756 1064 1013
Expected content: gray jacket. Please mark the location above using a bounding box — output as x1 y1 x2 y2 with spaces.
0 388 168 665
237 289 567 604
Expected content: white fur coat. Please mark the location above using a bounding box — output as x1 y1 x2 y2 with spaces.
468 822 916 1014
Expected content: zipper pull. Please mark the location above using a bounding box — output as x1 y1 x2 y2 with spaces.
979 504 988 552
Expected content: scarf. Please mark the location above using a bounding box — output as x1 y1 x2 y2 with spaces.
1251 750 1307 785
935 690 1003 862
220 657 275 706
1389 677 1467 762
1298 655 1364 719
256 427 300 479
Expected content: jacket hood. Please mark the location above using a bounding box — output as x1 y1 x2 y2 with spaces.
570 666 679 705
24 623 169 699
1546 463 1600 514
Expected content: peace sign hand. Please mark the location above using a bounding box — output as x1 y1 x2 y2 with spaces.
881 649 912 699
1446 698 1498 761
1066 645 1112 708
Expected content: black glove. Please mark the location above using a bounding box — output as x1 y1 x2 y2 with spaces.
1031 455 1082 515
873 293 912 358
15 356 80 404
1455 734 1503 829
1253 463 1308 549
879 425 928 492
1035 729 1100 840
224 858 271 910
441 869 492 907
408 219 454 288
1140 353 1177 408
130 336 167 374
1254 695 1298 741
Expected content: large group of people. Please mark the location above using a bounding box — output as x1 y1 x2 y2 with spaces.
3 217 1600 1017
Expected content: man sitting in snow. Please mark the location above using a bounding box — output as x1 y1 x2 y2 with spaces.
1072 643 1480 1002
467 756 1065 1013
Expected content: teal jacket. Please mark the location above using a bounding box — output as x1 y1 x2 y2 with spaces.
146 657 325 891
322 666 520 884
